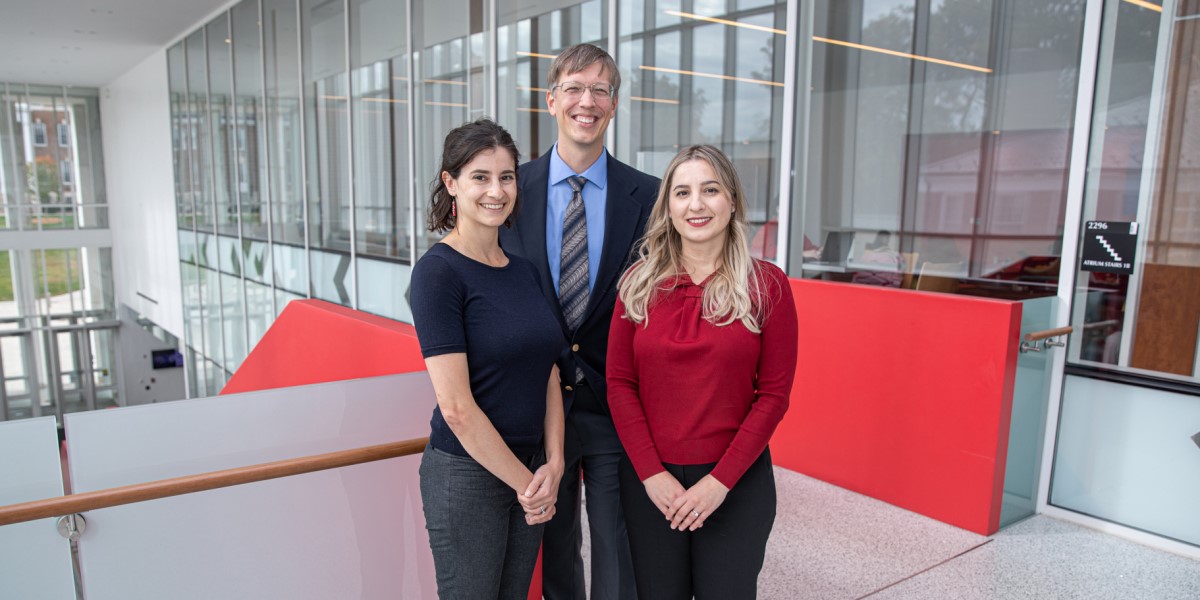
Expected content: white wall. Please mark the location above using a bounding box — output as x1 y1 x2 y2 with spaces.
117 316 186 406
101 50 184 338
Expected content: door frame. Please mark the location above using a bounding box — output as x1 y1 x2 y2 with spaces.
1034 0 1200 561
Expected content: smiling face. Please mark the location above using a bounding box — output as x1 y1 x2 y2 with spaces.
667 158 735 254
442 147 518 233
546 61 618 157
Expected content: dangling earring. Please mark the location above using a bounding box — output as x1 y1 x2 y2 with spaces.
451 199 457 218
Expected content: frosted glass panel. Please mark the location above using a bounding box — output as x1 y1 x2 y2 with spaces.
0 417 76 600
1051 375 1200 547
355 257 413 323
66 373 437 599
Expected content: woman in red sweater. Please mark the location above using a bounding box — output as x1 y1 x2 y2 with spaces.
607 145 798 599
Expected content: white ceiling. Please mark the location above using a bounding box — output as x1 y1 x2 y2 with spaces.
0 0 233 88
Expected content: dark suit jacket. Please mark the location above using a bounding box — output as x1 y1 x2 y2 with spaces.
500 150 659 412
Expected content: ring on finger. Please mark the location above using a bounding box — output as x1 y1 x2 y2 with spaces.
691 510 700 518
539 506 547 515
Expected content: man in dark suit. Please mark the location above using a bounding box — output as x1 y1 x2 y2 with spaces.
500 44 658 600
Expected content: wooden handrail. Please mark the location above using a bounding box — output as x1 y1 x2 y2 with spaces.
0 437 428 527
1023 326 1073 343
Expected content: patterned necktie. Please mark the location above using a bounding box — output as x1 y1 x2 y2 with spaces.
559 175 589 333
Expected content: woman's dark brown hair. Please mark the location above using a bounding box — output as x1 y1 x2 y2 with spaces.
427 118 522 233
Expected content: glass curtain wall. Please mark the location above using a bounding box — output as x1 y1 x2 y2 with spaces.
167 0 1091 393
789 0 1087 298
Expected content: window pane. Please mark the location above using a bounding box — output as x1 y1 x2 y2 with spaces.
168 42 195 233
187 29 216 230
233 0 270 242
301 0 351 260
1 84 26 229
617 0 787 260
1069 2 1200 383
209 14 239 238
350 0 412 264
264 0 307 258
791 0 1086 298
413 0 489 257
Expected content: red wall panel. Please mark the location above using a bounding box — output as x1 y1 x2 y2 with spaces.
770 279 1022 535
221 299 427 395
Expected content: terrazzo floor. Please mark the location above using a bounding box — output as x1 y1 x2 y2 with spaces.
577 467 1200 599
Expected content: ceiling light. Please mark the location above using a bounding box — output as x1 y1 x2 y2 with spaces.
665 10 786 35
813 36 991 74
639 65 782 87
630 96 680 104
1121 0 1163 11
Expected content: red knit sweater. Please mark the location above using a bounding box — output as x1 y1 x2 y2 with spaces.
607 261 798 488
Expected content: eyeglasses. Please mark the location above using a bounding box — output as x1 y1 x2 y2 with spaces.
552 82 615 102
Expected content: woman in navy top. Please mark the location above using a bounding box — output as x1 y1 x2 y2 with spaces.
410 119 566 600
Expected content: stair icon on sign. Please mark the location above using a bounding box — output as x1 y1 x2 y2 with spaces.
1096 235 1122 262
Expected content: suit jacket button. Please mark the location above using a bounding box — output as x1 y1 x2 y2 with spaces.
571 344 580 352
565 385 573 392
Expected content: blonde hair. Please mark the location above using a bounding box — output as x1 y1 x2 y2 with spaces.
618 145 771 332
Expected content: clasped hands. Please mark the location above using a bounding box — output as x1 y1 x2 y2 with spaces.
518 460 563 526
642 471 729 531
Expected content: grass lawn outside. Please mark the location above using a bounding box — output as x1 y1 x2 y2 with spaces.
0 249 85 302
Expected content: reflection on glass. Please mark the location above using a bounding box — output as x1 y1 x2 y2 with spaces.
187 30 215 230
497 0 607 162
1 333 38 419
1070 1 1200 383
272 243 308 297
413 0 486 256
0 84 23 229
209 14 239 238
793 0 1085 299
168 43 194 232
301 0 352 305
350 0 412 263
201 266 226 379
264 0 307 255
221 272 248 371
233 0 269 242
618 0 786 259
231 0 276 345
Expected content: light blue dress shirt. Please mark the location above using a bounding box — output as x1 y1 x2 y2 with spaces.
546 143 607 296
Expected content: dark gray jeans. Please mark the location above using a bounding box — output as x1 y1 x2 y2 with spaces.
419 444 546 600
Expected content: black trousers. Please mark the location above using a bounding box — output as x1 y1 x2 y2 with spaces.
542 381 637 600
618 449 776 600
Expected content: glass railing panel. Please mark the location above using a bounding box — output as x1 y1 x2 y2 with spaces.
0 416 77 598
66 372 437 598
999 296 1057 528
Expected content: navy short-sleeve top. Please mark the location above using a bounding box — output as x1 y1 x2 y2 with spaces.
409 243 565 457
